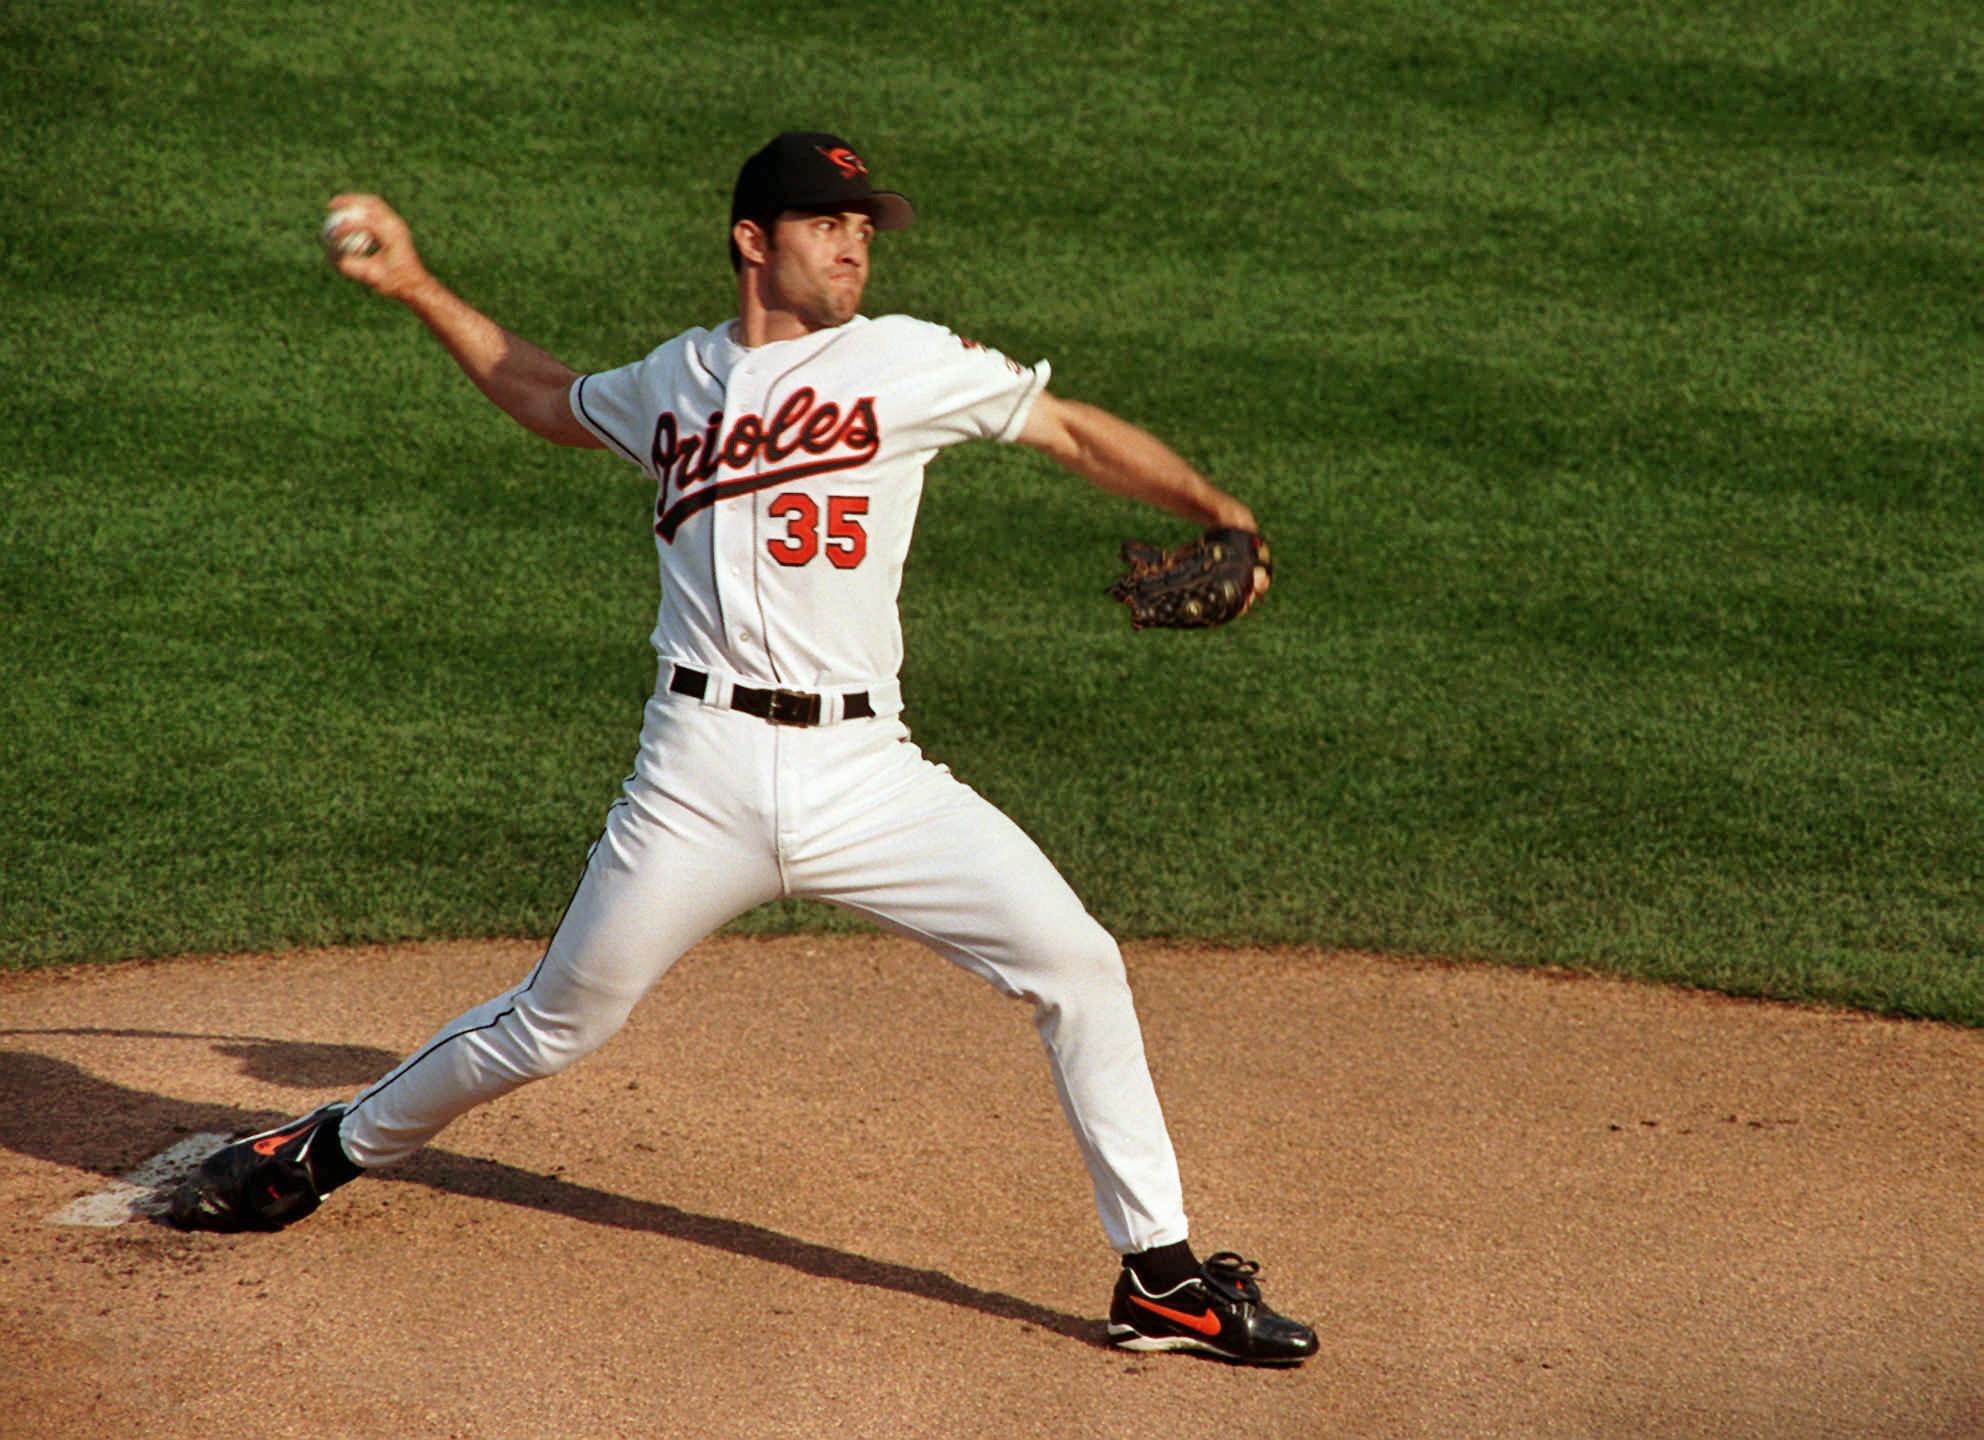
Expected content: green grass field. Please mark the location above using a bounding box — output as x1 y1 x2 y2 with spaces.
3 2 1979 1022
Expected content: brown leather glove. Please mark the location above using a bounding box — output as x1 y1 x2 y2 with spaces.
1107 527 1271 629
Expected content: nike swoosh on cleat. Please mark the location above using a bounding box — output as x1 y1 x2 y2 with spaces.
1129 1294 1223 1337
250 1123 313 1158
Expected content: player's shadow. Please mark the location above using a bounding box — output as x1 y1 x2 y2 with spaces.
380 1149 1102 1345
0 1047 1103 1348
0 1026 395 1088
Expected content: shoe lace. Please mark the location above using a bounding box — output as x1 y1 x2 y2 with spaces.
1201 1251 1265 1306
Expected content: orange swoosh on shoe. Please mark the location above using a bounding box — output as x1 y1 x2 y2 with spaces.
250 1123 313 1158
1130 1294 1223 1337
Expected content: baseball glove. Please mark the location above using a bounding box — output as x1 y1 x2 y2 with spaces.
1107 526 1271 629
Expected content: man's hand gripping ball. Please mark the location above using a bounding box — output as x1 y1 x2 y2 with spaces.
319 194 429 300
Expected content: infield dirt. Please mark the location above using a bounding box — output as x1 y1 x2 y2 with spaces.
2 936 1978 1439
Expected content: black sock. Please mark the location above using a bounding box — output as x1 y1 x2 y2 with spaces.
1124 1240 1200 1293
305 1113 364 1193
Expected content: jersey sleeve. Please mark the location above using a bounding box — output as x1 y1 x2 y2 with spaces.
569 361 654 471
876 318 1052 452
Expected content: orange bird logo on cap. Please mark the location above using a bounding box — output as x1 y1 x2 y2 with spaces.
817 146 867 178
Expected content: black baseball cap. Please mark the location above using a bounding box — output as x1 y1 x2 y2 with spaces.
730 131 915 232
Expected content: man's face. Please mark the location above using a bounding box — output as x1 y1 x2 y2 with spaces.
760 208 874 329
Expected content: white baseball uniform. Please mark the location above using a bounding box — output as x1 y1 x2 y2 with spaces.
340 313 1189 1254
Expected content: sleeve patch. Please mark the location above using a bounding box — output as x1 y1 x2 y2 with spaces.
956 334 1024 375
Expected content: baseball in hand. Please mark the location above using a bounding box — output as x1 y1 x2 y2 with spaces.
321 207 378 259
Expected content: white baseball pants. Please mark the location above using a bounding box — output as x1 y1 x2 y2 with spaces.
341 683 1190 1254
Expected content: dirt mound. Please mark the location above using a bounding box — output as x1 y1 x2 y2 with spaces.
2 936 1977 1438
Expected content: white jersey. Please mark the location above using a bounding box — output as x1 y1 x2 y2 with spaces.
569 314 1049 693
341 308 1193 1268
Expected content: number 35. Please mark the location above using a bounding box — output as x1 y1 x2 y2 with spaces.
766 493 868 569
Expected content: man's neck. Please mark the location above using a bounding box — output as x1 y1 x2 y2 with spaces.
735 277 853 348
734 309 818 348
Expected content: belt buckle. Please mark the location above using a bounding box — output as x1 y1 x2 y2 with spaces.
766 689 821 727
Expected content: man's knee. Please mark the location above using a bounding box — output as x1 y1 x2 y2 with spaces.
1022 919 1132 1018
502 990 634 1080
1070 922 1127 987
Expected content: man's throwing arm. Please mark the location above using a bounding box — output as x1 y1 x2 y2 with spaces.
322 193 601 450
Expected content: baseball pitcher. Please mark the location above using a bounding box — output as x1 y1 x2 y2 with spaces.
170 132 1311 1366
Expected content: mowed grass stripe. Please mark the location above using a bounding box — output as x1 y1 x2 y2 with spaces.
1 3 1978 1021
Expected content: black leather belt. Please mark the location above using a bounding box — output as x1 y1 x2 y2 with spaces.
670 665 873 727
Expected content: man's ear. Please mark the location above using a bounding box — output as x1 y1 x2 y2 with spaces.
732 218 771 266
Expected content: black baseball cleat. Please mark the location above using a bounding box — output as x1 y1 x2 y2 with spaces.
167 1103 360 1232
1108 1251 1318 1365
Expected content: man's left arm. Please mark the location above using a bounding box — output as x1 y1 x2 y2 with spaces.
1016 391 1269 605
1017 392 1255 531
